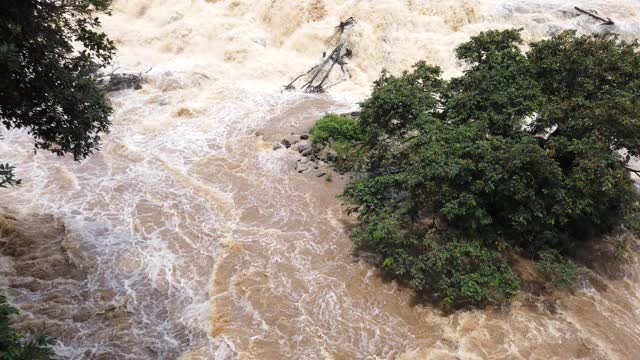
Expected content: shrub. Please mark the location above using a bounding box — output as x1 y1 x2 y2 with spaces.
348 209 519 306
535 249 581 288
0 295 54 359
613 233 632 261
309 114 363 146
310 114 367 171
429 240 520 306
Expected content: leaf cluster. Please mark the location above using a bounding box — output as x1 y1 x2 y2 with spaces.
325 29 640 306
0 295 54 360
310 114 367 171
534 249 581 288
0 0 116 183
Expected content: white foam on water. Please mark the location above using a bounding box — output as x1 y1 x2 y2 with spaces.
1 0 640 359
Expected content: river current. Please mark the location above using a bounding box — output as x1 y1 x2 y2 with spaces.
2 1 640 359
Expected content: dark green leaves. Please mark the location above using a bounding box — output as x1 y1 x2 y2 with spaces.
529 31 640 156
455 29 524 64
448 29 541 137
0 0 115 165
426 240 520 306
359 62 444 142
0 163 20 188
0 295 54 360
323 29 640 306
535 249 581 288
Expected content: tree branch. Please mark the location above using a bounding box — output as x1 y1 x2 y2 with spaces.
625 166 640 177
575 7 614 25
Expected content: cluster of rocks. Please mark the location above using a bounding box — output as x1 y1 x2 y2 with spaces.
272 134 336 178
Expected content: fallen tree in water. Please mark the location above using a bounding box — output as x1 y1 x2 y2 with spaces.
285 17 356 93
575 6 614 25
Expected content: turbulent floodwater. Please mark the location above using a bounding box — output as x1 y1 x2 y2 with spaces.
2 0 640 359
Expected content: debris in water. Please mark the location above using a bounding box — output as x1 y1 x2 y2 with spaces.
97 67 150 92
574 6 614 26
281 139 292 148
284 17 357 93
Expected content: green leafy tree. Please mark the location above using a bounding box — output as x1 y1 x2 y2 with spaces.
0 0 116 185
447 29 541 136
320 30 640 306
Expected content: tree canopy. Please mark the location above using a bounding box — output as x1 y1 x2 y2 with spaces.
312 30 640 307
0 0 116 186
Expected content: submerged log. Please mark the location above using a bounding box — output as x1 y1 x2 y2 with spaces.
575 6 614 25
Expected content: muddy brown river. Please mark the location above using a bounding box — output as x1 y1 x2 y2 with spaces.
2 1 640 359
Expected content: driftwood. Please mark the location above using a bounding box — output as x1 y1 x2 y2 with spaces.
285 17 357 93
97 67 150 92
575 7 614 26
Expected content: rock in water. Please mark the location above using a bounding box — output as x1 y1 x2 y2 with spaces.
326 149 337 162
97 72 144 92
298 141 311 153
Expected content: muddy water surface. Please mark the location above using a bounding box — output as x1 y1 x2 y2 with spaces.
2 0 640 359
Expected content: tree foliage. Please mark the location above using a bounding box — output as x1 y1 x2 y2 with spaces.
310 114 363 146
322 30 640 306
534 249 581 288
0 0 116 184
0 295 54 360
310 114 366 171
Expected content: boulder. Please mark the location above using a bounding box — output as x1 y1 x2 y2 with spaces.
272 142 282 150
298 140 312 153
301 147 314 156
281 139 292 148
325 149 338 162
300 134 309 140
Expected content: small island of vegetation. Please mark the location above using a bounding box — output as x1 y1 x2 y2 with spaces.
311 29 640 307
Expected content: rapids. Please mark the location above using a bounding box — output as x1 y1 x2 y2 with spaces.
1 0 640 359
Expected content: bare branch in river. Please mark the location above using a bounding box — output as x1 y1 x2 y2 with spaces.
284 17 357 93
575 6 614 25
